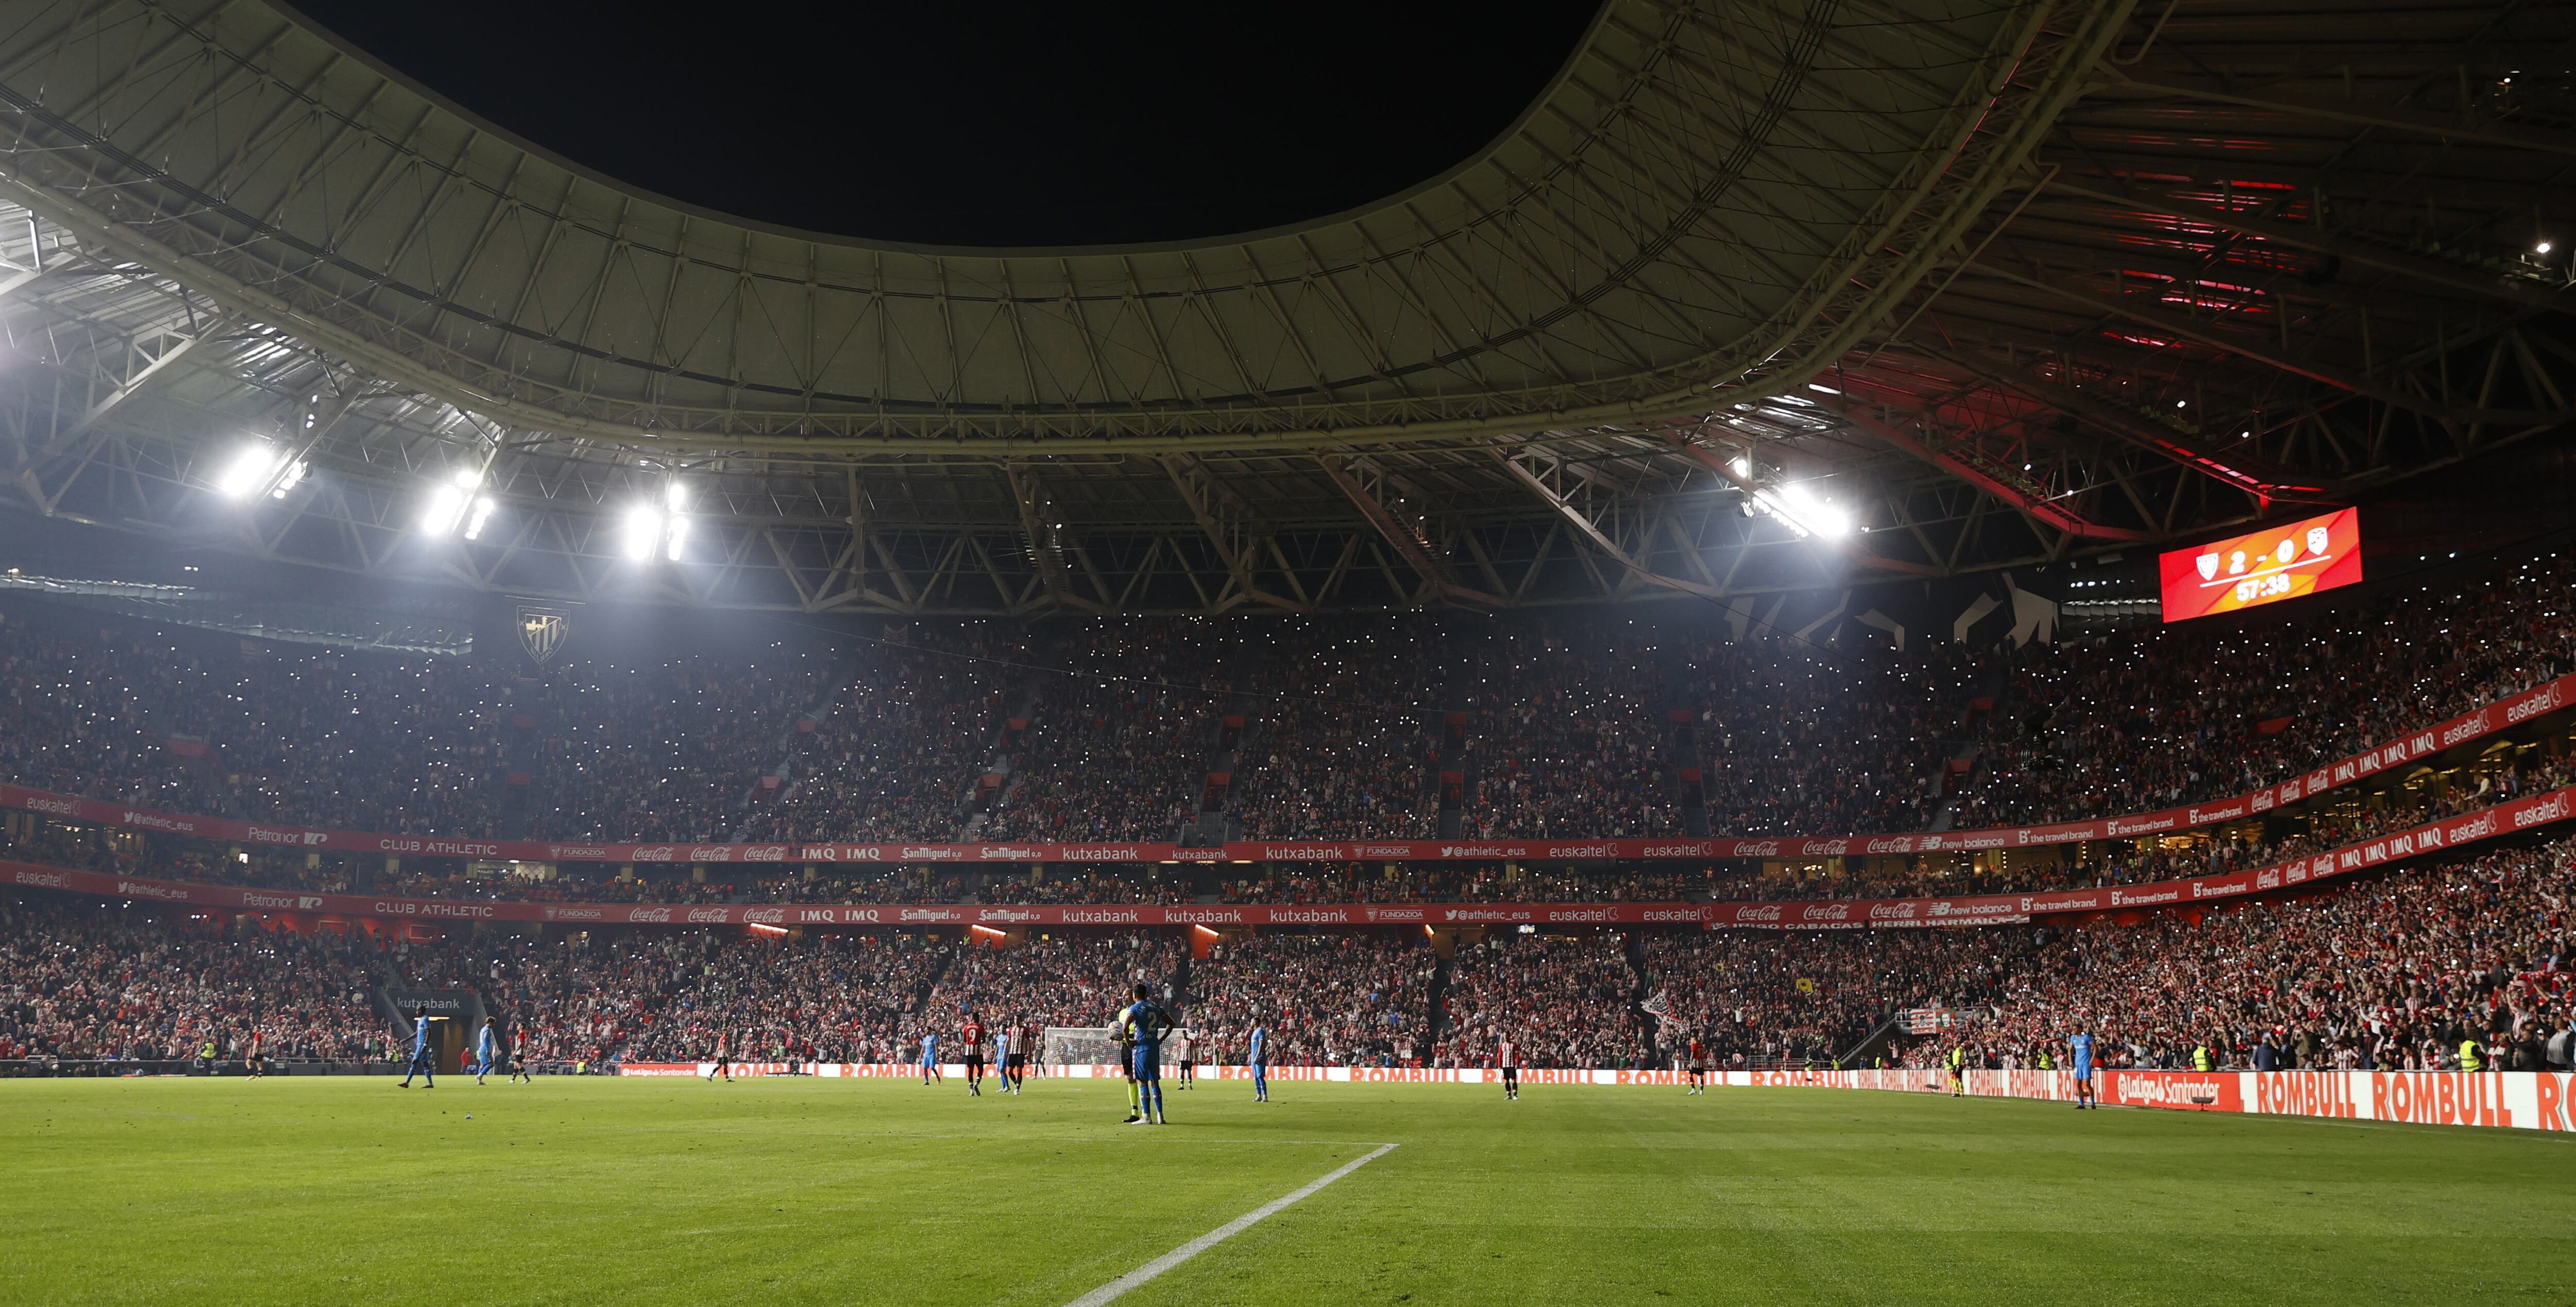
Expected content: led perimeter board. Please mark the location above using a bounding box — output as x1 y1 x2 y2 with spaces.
2159 508 2362 623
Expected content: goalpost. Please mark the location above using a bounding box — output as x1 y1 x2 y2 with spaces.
1041 1026 1115 1070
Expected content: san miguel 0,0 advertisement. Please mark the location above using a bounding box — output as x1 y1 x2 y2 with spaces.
2159 507 2361 623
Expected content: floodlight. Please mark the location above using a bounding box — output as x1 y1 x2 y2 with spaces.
421 484 467 534
213 444 286 499
419 468 488 535
463 497 497 540
622 505 664 561
1772 482 1853 538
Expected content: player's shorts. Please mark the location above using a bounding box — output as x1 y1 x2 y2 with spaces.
964 1053 985 1068
2072 1064 2093 1082
1130 1047 1160 1081
1501 1065 1518 1083
1006 1054 1026 1070
1688 1063 1703 1075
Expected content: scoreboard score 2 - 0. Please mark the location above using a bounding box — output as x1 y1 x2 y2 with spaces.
2159 507 2361 623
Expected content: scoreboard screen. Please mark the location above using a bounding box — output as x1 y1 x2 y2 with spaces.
2159 508 2362 623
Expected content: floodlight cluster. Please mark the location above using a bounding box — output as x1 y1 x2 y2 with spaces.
210 443 306 500
622 482 689 562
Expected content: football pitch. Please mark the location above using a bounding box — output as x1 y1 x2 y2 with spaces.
5 1075 2571 1305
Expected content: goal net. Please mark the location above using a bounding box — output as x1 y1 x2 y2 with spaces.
1041 1026 1115 1068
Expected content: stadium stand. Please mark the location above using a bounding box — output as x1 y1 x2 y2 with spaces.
4 824 2570 1073
1437 932 1649 1071
1183 933 1440 1068
919 932 1183 1041
5 541 2576 1080
6 548 2575 852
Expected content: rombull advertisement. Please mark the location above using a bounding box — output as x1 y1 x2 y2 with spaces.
608 1063 2574 1133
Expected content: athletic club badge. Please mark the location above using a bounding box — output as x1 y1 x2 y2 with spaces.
514 602 571 664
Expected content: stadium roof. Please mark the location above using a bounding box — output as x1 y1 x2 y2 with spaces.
0 0 2570 615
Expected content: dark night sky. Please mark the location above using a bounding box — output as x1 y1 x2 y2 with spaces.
288 2 1596 248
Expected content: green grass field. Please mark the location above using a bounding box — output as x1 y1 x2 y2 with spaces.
5 1074 2572 1305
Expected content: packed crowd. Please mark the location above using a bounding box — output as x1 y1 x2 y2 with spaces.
1183 933 1439 1067
1948 553 2576 828
1436 931 1649 1070
1643 928 2016 1067
0 609 839 841
738 629 1012 845
0 896 969 1067
1213 862 1706 905
5 545 2575 857
1606 632 1979 840
1896 836 2576 1074
1442 624 1678 839
611 932 956 1066
0 896 383 1062
1728 741 2575 904
916 932 1183 1049
6 812 2574 1073
978 622 1246 843
1226 623 1442 841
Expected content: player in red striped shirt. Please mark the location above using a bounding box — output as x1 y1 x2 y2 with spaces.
961 1014 987 1097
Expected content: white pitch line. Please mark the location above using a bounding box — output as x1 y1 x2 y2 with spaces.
1061 1143 1398 1307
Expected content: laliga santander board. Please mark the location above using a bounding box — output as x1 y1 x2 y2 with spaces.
2160 507 2361 622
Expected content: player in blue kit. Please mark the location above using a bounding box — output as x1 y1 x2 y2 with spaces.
474 1017 498 1084
2067 1028 2097 1109
2066 1028 2097 1109
1246 1022 1268 1103
396 1006 436 1089
919 1029 940 1085
1113 983 1173 1125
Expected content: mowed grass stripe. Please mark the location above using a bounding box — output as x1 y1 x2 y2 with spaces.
4 1078 1342 1306
5 1079 2573 1305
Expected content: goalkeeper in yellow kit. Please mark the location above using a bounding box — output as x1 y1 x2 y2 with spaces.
1112 1004 1141 1123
